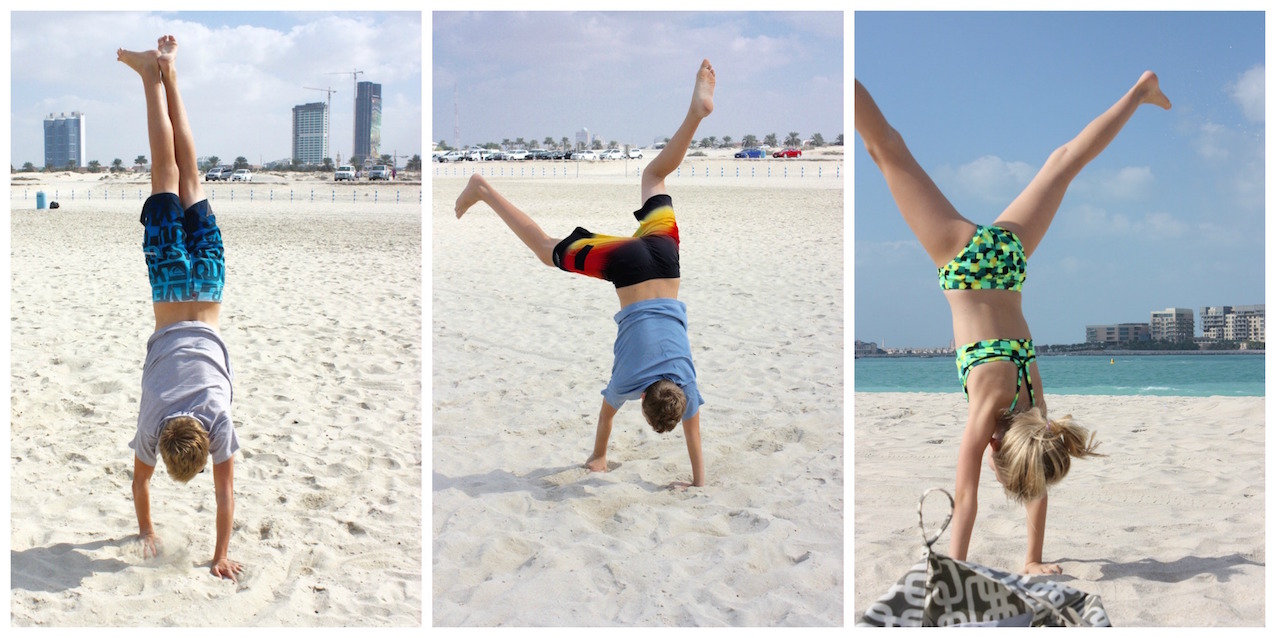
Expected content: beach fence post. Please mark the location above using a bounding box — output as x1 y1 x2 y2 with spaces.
332 190 336 202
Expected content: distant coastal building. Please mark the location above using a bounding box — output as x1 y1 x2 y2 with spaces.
44 111 86 169
1226 304 1265 342
854 340 883 356
576 127 593 149
1199 304 1263 342
1200 306 1232 340
1150 307 1195 342
291 102 329 166
1086 323 1150 345
354 81 381 163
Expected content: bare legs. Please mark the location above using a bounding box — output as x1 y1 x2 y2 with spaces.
456 59 717 267
157 35 207 210
994 71 1170 257
857 72 1170 266
641 59 715 203
122 37 221 331
455 174 558 266
118 48 179 197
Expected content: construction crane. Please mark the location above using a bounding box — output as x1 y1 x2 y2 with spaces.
302 86 336 161
327 69 364 162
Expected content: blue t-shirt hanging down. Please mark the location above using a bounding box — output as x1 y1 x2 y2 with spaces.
602 298 703 420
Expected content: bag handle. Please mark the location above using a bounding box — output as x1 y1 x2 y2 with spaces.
918 488 954 549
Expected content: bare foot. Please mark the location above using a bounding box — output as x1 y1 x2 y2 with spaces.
157 35 178 80
585 453 608 473
1024 561 1062 575
1134 70 1171 110
455 173 488 218
690 59 715 119
117 48 161 80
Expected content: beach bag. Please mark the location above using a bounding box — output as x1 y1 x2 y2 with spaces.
858 488 1111 627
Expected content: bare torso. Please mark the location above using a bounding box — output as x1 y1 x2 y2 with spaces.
616 278 680 308
154 301 221 332
943 289 1031 346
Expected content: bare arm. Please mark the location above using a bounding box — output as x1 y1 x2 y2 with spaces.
210 457 243 581
132 456 160 557
948 402 1001 561
682 411 705 487
585 399 618 472
1023 494 1061 574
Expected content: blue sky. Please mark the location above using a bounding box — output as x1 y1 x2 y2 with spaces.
854 11 1264 348
432 11 843 151
9 11 422 169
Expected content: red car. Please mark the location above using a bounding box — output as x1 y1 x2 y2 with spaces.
773 148 802 158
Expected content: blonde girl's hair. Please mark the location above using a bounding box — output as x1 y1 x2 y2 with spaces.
991 407 1104 504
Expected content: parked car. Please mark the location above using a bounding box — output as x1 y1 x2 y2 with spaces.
599 149 623 160
627 148 644 159
734 147 765 159
530 149 549 160
439 151 464 163
506 149 530 161
335 165 356 181
773 148 802 158
487 151 507 161
204 165 233 181
574 150 598 162
369 165 392 180
230 168 253 182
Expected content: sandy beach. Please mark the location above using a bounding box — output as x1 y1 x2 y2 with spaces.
431 153 844 625
9 174 423 626
854 391 1265 626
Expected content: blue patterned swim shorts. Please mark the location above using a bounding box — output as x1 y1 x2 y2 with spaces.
141 193 224 303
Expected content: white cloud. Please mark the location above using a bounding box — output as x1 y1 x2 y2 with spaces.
1068 204 1187 239
935 155 1035 204
1097 166 1155 200
1194 121 1231 161
1227 64 1264 123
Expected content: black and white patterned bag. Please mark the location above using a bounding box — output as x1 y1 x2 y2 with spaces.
858 488 1111 627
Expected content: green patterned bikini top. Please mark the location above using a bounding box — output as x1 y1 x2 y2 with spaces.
937 225 1026 291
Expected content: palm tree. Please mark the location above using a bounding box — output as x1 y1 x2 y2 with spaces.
742 134 758 148
785 132 801 147
764 133 778 148
501 138 511 150
544 136 555 150
834 133 844 145
811 133 825 147
134 155 148 170
88 160 102 173
515 137 526 149
207 155 221 169
21 162 34 172
407 154 422 171
560 136 569 150
722 135 733 148
234 156 249 170
112 158 124 173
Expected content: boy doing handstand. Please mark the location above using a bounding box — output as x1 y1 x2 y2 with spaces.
456 60 716 489
119 36 242 582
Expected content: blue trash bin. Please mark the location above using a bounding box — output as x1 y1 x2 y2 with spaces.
36 191 47 209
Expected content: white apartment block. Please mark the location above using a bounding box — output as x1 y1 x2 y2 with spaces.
1150 307 1194 342
1200 304 1264 343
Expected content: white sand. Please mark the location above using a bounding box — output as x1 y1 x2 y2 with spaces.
9 175 422 626
853 392 1265 627
431 158 844 626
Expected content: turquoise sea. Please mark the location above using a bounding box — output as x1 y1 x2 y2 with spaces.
855 354 1265 397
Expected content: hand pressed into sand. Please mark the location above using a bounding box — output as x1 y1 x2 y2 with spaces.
585 453 608 473
1024 561 1063 575
139 532 163 559
211 556 244 583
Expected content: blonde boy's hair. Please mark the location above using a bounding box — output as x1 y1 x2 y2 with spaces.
158 415 210 482
991 407 1104 503
641 379 687 434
